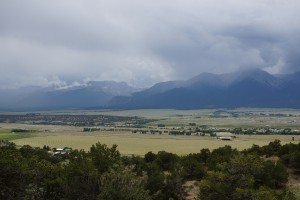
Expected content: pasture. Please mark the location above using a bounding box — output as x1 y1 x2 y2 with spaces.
11 132 299 155
37 108 300 129
1 108 300 155
0 128 34 141
1 122 298 155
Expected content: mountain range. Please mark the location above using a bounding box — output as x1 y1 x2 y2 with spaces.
0 81 140 111
1 68 300 111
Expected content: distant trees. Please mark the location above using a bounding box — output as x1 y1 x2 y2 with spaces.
231 127 300 135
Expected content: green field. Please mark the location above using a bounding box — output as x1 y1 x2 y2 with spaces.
0 129 34 141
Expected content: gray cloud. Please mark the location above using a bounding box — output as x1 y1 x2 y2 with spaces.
1 0 300 89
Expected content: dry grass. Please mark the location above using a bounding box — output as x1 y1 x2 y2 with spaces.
77 108 300 129
1 121 300 156
10 130 299 155
1 107 300 155
184 181 200 200
287 169 300 200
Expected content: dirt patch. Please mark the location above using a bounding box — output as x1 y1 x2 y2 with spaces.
184 180 199 200
287 169 300 199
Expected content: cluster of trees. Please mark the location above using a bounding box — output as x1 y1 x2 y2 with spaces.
231 127 300 135
83 127 102 132
10 129 33 133
132 130 164 135
1 140 299 200
0 114 156 127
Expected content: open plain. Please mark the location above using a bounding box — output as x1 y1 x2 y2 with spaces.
1 108 300 155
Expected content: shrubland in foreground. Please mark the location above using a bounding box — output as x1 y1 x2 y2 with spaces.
1 140 300 200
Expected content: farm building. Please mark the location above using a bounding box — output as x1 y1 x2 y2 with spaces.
215 132 236 140
218 136 234 141
53 147 72 155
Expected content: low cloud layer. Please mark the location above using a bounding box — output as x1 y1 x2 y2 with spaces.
1 0 300 89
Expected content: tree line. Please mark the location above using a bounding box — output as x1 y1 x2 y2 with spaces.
0 140 299 199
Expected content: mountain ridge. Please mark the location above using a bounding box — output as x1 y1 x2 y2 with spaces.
1 69 300 111
0 81 139 111
109 68 300 109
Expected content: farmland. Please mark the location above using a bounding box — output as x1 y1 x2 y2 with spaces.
9 132 299 155
1 108 300 155
0 128 34 141
1 108 300 199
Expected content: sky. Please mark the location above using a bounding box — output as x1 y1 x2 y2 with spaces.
1 0 300 89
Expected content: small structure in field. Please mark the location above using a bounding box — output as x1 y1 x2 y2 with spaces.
218 136 234 141
216 132 235 141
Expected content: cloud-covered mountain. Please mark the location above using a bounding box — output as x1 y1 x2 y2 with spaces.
109 69 300 109
0 81 140 111
1 69 300 111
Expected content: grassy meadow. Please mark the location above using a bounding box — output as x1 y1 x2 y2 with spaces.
10 131 299 155
0 128 34 141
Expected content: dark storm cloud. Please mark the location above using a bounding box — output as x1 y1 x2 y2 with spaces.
0 0 300 88
220 24 300 74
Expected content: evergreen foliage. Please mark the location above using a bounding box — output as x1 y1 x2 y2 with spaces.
0 140 299 199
